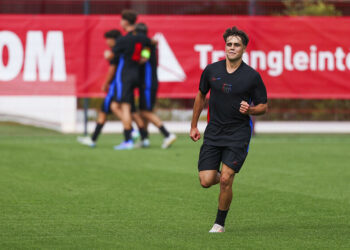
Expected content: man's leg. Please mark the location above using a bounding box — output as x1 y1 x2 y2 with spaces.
110 101 122 120
131 111 145 128
141 116 149 143
119 102 132 130
198 144 221 187
141 110 176 148
142 117 149 131
91 111 107 142
139 84 176 148
219 164 235 210
141 110 162 127
131 111 149 143
210 164 235 232
77 111 107 147
198 170 220 188
97 111 107 124
111 101 137 144
120 102 133 140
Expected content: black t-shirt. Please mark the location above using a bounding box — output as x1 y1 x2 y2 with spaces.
109 44 119 66
112 32 151 69
150 43 157 69
150 43 158 87
139 42 158 90
199 60 267 146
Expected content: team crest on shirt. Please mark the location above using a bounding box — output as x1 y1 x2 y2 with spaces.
222 83 232 94
211 76 221 81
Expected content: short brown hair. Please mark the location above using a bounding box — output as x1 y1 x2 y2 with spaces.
121 9 137 25
223 26 249 46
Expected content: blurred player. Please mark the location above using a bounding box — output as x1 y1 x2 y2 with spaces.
190 27 268 232
135 23 177 149
77 29 122 147
112 10 151 150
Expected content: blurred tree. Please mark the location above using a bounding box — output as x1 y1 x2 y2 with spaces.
283 0 341 16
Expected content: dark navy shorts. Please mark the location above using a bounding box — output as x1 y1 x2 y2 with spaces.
101 80 117 114
139 87 157 111
198 141 250 173
139 61 158 111
114 56 138 104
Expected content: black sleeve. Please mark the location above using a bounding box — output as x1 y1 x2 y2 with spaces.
199 66 210 95
143 36 151 48
109 55 119 65
252 73 267 105
112 37 125 57
151 44 157 66
147 37 152 47
110 42 121 65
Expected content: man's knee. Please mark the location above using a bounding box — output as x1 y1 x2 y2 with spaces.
199 175 215 188
220 173 233 187
140 110 148 115
110 101 119 109
200 178 212 188
97 112 107 124
141 110 151 120
199 170 218 188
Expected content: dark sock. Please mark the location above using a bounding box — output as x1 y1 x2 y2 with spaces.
124 129 132 141
139 128 149 140
91 123 104 142
215 209 229 227
159 125 170 138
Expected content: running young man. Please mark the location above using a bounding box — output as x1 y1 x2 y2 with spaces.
78 29 122 147
190 27 268 233
135 23 177 149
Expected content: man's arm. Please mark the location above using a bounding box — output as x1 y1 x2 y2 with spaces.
101 65 116 92
239 101 268 116
190 91 207 142
139 47 151 65
112 37 124 57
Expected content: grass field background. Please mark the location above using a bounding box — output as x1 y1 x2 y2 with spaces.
0 122 349 249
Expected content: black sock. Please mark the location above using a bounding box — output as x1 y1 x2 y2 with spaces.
159 125 170 138
215 209 229 227
91 123 104 142
124 129 132 141
139 128 149 140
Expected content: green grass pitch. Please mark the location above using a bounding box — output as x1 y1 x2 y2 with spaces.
0 123 349 249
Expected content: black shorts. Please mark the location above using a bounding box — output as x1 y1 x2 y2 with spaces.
139 62 158 111
130 97 137 113
139 87 157 111
198 142 250 173
114 59 139 104
101 80 117 114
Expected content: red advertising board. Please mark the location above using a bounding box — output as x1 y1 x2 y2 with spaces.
1 15 350 99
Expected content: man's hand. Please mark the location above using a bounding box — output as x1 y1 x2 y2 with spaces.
239 101 250 115
190 127 201 142
139 48 151 65
139 57 149 65
101 83 109 92
104 50 113 60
